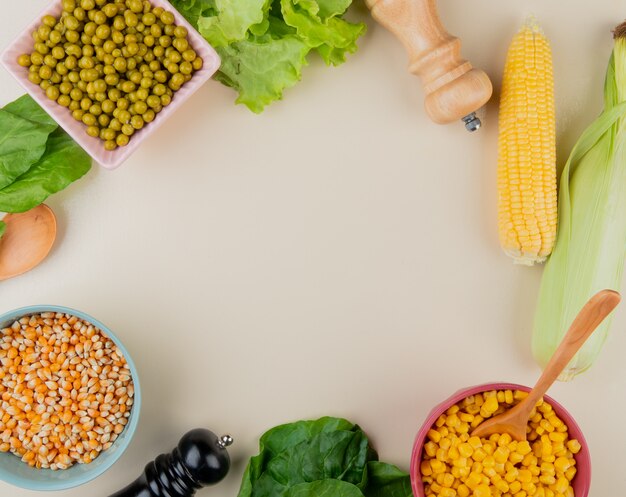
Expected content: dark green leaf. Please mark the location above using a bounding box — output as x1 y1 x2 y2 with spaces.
362 462 413 497
0 129 91 213
4 94 58 130
286 480 364 497
0 220 5 240
0 108 57 190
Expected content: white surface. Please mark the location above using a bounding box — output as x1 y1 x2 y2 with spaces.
1 1 625 495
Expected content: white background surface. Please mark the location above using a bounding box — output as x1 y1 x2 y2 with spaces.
1 1 625 495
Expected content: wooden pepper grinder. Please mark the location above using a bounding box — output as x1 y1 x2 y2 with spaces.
366 0 493 131
109 429 233 497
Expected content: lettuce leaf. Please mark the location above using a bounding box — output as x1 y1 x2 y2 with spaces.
169 0 365 112
0 221 5 240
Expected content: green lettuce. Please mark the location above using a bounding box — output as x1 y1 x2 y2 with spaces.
169 0 365 112
0 221 5 240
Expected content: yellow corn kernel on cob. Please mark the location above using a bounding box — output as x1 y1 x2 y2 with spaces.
497 18 557 265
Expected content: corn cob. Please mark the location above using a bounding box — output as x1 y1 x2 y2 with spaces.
497 19 557 265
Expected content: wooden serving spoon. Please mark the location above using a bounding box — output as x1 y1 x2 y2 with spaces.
365 0 493 130
0 204 57 281
472 289 621 441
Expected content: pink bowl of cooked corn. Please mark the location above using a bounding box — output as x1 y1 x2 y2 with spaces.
410 383 591 497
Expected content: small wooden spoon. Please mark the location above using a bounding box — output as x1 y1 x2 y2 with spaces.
472 289 621 441
0 204 57 281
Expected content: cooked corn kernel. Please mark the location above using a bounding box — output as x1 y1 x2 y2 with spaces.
419 390 579 497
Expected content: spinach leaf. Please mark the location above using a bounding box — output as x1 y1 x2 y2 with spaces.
0 129 91 213
0 109 56 190
237 417 413 497
362 461 413 497
286 480 364 497
0 220 5 240
4 94 57 130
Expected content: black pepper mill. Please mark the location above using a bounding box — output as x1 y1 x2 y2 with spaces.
109 429 233 497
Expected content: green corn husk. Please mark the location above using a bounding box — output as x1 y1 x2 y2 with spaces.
532 26 626 381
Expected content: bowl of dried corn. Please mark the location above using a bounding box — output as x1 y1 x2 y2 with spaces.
0 305 141 491
410 383 591 497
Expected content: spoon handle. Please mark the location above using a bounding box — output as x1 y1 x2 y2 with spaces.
526 289 621 407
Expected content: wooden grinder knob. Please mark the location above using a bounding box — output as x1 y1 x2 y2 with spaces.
366 0 493 130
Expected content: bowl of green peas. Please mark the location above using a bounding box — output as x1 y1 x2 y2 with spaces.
0 0 220 169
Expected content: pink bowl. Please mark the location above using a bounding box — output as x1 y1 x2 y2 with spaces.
0 0 220 169
410 383 591 497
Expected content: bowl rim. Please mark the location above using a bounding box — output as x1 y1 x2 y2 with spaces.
409 382 591 497
0 305 141 491
0 0 220 170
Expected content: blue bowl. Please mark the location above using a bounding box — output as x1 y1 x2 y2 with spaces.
0 305 141 491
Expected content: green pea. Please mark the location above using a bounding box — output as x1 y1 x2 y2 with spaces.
72 109 85 121
70 88 83 100
98 115 111 128
103 140 116 151
113 57 127 72
179 61 193 76
38 24 52 41
153 46 164 58
132 100 148 114
142 109 155 123
146 94 160 109
167 62 179 74
39 65 52 79
69 100 80 111
46 86 60 100
127 92 138 103
39 80 51 90
102 99 116 114
108 88 121 101
74 7 87 21
153 70 167 83
110 118 122 131
113 16 125 31
159 35 171 48
83 21 97 36
17 54 31 67
83 113 98 126
128 0 143 13
120 81 136 93
50 72 62 84
170 73 185 88
49 30 63 45
172 38 188 53
82 44 94 57
34 42 49 54
80 97 92 110
30 52 44 66
105 74 119 86
150 24 162 37
57 94 71 107
56 62 69 76
95 24 110 39
117 109 131 123
68 71 80 83
168 50 182 64
28 72 42 84
116 133 129 147
126 43 139 56
192 57 203 70
93 11 107 25
173 25 188 39
86 125 100 137
125 11 138 27
117 98 129 110
63 0 76 12
81 0 95 10
103 54 115 65
79 57 95 69
43 54 56 67
51 46 65 60
59 81 73 95
136 87 148 100
89 103 102 116
126 58 137 70
95 92 107 102
128 70 141 84
164 24 175 37
66 44 82 57
103 4 118 17
76 79 88 91
121 123 135 136
142 12 156 25
64 30 78 43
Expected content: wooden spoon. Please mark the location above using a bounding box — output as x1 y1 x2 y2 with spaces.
0 204 57 281
471 289 621 441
